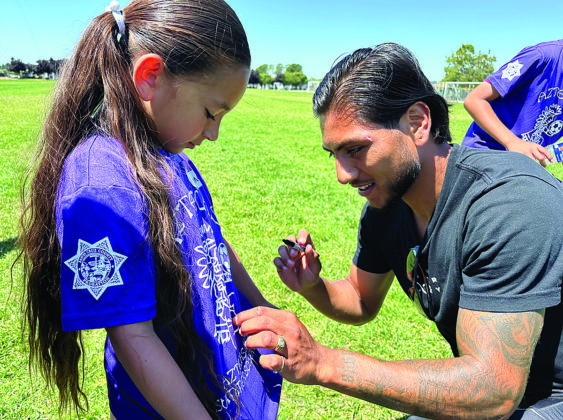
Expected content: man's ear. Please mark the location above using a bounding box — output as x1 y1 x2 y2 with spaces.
132 54 165 101
404 101 432 145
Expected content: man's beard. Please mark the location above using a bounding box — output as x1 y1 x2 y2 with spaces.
369 157 421 211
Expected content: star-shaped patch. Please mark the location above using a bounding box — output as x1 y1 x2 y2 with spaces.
501 60 523 81
64 237 127 300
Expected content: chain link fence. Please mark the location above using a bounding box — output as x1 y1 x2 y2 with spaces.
433 81 481 103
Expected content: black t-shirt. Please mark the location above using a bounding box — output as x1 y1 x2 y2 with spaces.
353 144 563 404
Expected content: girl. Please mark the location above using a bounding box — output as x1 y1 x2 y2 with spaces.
19 1 282 418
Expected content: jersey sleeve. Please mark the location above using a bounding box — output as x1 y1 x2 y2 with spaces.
57 145 157 331
459 176 563 312
487 45 544 98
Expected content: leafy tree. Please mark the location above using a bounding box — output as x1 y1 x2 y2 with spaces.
256 64 268 74
282 71 307 88
256 64 274 75
443 44 496 82
248 69 260 84
285 63 303 73
253 63 308 87
7 57 27 74
36 59 52 74
49 58 64 74
259 73 274 86
255 64 275 85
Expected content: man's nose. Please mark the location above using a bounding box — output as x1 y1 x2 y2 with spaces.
335 157 358 185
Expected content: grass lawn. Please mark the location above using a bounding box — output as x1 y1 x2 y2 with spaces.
1 79 561 419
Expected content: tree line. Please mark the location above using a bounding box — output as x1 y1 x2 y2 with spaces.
2 44 496 83
1 57 64 77
250 44 496 88
248 63 309 88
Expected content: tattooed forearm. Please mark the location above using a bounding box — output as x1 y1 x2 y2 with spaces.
328 309 544 419
339 350 411 403
341 351 355 383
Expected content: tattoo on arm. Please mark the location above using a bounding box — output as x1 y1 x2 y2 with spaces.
457 309 544 367
332 310 544 418
454 309 545 405
341 351 355 383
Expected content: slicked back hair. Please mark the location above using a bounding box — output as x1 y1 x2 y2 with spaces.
313 43 451 144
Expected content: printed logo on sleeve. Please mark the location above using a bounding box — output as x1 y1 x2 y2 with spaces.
64 237 127 300
501 60 523 81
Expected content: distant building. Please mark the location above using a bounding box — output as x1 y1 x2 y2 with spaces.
307 81 320 92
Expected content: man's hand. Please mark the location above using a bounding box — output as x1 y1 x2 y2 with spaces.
274 229 322 294
234 306 326 385
234 305 545 419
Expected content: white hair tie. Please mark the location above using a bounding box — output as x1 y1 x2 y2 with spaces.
105 1 126 41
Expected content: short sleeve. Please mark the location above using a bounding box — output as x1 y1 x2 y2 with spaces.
59 184 156 331
56 136 156 331
488 45 544 97
459 176 563 312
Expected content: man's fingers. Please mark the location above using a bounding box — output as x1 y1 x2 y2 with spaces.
234 306 292 330
258 353 286 375
245 330 288 357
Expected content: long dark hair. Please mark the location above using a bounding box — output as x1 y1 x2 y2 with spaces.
313 43 451 144
18 0 250 417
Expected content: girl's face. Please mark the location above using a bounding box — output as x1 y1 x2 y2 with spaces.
148 65 249 154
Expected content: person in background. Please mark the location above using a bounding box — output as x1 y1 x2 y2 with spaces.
462 39 563 167
19 1 282 418
235 43 563 419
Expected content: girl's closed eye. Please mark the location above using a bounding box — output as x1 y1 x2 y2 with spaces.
205 108 215 121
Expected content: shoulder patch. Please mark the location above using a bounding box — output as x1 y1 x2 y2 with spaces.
501 60 523 81
64 237 127 300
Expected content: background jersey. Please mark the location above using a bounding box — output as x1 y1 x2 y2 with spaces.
463 39 563 149
56 135 282 419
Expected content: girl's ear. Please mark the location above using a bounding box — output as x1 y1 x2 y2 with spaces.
133 54 165 101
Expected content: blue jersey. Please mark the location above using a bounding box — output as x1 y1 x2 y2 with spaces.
56 135 282 419
463 39 563 149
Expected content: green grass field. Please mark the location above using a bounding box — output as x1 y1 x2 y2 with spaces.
1 80 561 419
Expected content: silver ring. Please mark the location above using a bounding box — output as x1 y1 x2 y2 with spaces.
277 357 285 373
274 335 286 352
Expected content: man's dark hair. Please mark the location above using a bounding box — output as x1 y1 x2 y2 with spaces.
313 43 451 144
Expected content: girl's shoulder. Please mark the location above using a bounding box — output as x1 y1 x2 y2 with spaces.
62 134 136 192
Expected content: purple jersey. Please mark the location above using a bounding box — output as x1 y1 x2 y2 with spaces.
463 40 563 149
56 135 282 419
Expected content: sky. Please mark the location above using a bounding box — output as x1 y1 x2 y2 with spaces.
1 0 562 82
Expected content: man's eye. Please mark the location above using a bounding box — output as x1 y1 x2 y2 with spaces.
327 151 335 159
205 109 216 121
348 147 362 157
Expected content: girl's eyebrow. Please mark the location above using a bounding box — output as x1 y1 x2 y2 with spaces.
211 99 231 112
218 102 231 112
